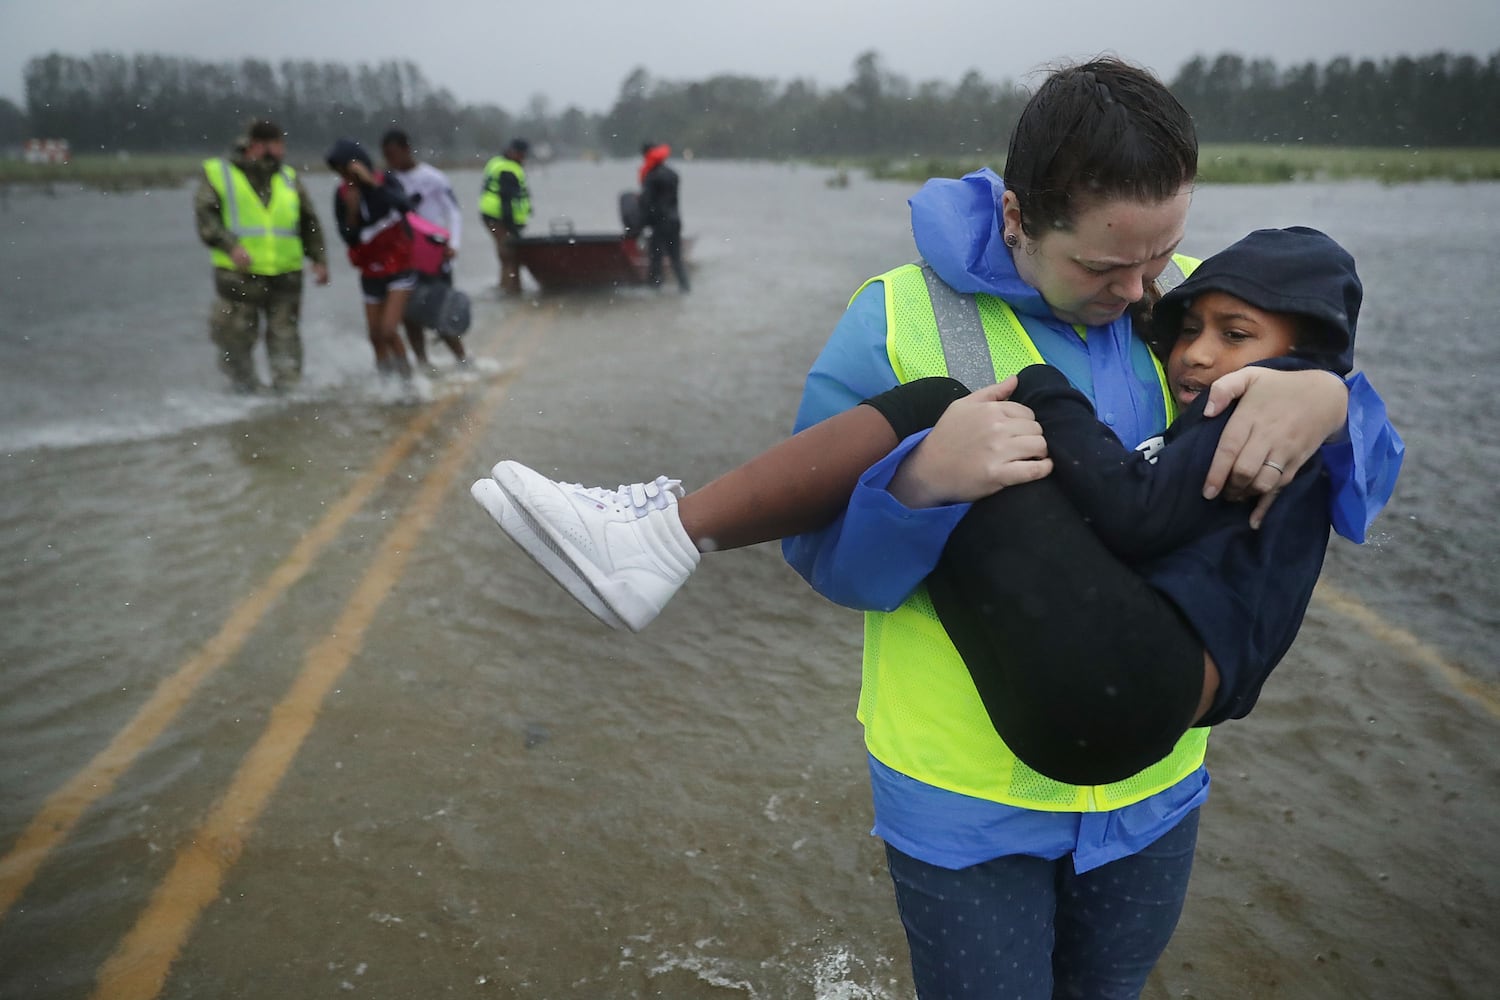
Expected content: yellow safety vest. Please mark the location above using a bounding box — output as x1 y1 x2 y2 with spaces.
479 156 530 225
203 159 304 276
858 255 1208 812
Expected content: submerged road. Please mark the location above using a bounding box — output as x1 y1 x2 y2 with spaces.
2 165 1497 999
4 298 1495 999
2 309 549 997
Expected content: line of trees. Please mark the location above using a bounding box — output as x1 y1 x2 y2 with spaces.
598 54 1021 160
7 48 1499 161
12 53 585 159
1171 52 1500 145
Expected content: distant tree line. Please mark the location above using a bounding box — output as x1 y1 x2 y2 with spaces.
1171 51 1500 145
597 54 1020 159
14 52 597 159
9 48 1500 161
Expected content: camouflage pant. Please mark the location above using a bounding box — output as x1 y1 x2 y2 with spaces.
483 216 523 295
210 269 304 391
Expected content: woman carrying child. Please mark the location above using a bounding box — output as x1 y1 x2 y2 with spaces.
471 60 1402 999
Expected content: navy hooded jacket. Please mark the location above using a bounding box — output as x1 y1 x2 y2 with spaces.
324 137 412 248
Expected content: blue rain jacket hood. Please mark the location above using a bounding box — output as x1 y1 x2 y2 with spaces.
908 167 1163 445
1156 226 1361 377
909 167 1047 306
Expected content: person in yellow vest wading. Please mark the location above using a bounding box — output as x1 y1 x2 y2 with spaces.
479 138 531 296
194 119 329 394
466 60 1402 998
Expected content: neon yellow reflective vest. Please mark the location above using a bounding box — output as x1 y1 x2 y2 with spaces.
857 255 1207 812
203 159 304 276
479 156 530 225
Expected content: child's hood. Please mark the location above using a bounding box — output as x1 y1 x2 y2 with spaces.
1157 227 1361 376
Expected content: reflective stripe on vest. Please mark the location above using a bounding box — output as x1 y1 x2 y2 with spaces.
1154 256 1190 297
920 263 1000 391
204 159 303 275
479 157 530 225
856 259 1208 813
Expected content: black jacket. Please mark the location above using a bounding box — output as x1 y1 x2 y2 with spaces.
1010 358 1332 725
330 172 411 248
639 163 681 230
324 137 412 247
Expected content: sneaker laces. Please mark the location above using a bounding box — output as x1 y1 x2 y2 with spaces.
569 476 685 517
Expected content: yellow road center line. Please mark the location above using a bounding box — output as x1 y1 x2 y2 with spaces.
1313 580 1500 721
0 397 461 922
26 296 1487 994
91 317 545 1000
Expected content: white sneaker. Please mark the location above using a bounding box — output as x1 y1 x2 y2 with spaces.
474 461 701 631
470 478 629 629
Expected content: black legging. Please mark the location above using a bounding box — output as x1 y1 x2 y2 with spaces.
863 377 1205 786
647 220 689 291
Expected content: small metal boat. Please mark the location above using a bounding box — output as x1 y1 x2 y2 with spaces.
515 192 691 292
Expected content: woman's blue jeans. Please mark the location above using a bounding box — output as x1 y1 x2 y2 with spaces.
886 808 1199 999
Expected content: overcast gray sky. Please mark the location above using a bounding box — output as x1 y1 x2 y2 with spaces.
3 0 1497 112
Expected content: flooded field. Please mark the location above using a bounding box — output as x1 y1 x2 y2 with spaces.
1 162 1497 998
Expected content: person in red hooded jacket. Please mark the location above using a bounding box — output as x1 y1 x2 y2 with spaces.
637 142 689 292
326 137 417 386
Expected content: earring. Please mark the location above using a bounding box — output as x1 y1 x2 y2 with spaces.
1004 232 1019 248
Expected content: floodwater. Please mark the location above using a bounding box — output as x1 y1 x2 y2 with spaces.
0 162 1497 999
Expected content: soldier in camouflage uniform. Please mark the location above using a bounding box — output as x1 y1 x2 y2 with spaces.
195 120 330 394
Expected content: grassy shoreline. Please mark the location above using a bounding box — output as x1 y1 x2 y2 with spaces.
0 154 210 191
5 145 1500 192
865 144 1500 185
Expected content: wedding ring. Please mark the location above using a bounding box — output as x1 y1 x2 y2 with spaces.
1262 460 1285 474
